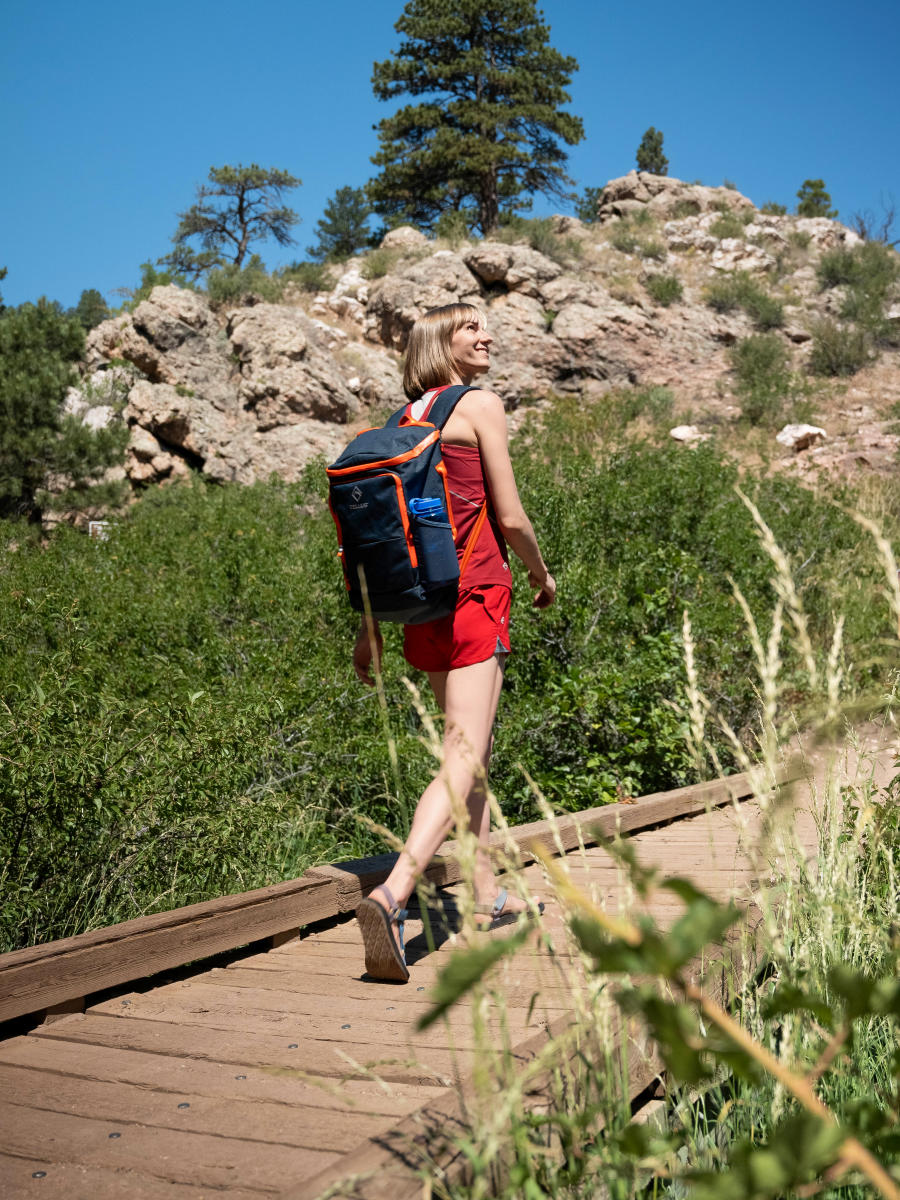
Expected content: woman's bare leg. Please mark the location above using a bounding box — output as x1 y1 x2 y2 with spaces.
378 655 505 909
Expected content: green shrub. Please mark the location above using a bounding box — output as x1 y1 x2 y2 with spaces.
703 272 784 328
760 201 788 216
709 212 746 240
0 301 128 519
740 288 785 330
361 247 404 279
638 238 666 261
788 229 811 250
644 273 683 306
817 242 899 340
609 226 640 254
2 426 885 949
672 200 701 219
206 255 282 305
434 209 473 246
281 260 330 293
808 318 871 376
729 332 791 424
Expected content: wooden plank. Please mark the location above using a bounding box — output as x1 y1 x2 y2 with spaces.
29 1013 501 1087
0 1098 334 1193
0 1063 398 1153
83 990 549 1051
305 771 756 911
0 875 338 1024
0 1151 268 1200
0 1036 445 1117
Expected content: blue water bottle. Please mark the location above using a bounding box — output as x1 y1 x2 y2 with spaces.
409 497 447 521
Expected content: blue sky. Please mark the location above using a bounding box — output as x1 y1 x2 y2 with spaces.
3 0 898 309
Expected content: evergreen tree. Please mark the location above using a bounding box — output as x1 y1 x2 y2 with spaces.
574 185 604 223
159 164 301 280
307 186 374 261
0 300 126 519
796 179 837 219
70 288 110 330
636 127 668 175
369 0 584 235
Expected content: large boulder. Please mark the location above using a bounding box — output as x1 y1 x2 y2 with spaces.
87 286 236 412
227 304 359 428
597 172 756 223
462 242 564 297
380 225 429 250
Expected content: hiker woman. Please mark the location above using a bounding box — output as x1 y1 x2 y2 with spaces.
352 303 556 982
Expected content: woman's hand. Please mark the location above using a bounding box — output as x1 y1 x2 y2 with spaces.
353 620 383 686
529 570 556 609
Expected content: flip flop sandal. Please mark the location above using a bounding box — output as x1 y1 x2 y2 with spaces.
473 888 545 930
356 884 410 982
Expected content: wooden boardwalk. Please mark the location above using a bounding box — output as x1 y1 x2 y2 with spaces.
0 771 823 1199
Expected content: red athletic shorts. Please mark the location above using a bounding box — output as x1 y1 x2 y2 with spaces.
403 585 512 672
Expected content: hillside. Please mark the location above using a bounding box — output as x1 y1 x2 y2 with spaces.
66 172 900 518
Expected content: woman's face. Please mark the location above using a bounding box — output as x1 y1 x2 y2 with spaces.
449 317 492 382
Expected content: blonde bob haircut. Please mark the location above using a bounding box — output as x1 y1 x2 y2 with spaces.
402 303 488 400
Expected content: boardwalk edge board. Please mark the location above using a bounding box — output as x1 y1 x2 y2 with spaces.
0 772 755 1024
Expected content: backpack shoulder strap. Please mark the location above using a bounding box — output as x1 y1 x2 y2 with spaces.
384 383 474 430
426 384 474 429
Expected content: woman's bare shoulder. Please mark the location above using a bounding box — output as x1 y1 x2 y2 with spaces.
458 387 506 417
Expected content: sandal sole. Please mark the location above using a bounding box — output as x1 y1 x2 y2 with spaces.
356 898 410 982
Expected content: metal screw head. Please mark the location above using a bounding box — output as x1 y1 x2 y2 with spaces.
417 986 425 992
234 1074 247 1080
177 1102 190 1110
32 1171 47 1179
341 1023 351 1029
288 1043 298 1049
108 1132 121 1139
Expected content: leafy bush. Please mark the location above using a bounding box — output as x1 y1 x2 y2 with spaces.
609 226 640 254
281 260 330 293
671 200 701 219
808 318 871 376
760 201 788 216
120 261 194 311
361 247 405 279
0 300 128 519
638 238 666 261
644 273 683 306
206 254 282 305
703 272 784 329
434 209 473 246
709 212 747 240
1 423 886 948
817 242 899 341
788 229 812 250
729 332 791 424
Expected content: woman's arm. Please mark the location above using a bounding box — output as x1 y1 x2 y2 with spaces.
353 618 383 686
464 389 556 609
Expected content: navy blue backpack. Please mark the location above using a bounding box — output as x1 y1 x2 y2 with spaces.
327 384 488 624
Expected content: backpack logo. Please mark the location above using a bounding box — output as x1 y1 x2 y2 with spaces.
351 486 363 502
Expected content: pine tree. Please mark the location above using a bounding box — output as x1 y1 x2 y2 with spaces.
574 185 604 224
159 165 301 280
796 179 837 219
307 186 374 261
369 0 584 235
0 300 127 519
636 127 668 175
70 288 111 331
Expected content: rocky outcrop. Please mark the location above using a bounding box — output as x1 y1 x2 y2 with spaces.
71 172 898 499
596 172 756 223
86 286 400 488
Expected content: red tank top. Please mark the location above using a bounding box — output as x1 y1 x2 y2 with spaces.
405 387 512 589
443 446 511 589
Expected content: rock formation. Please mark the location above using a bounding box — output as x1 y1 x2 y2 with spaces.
71 173 897 501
